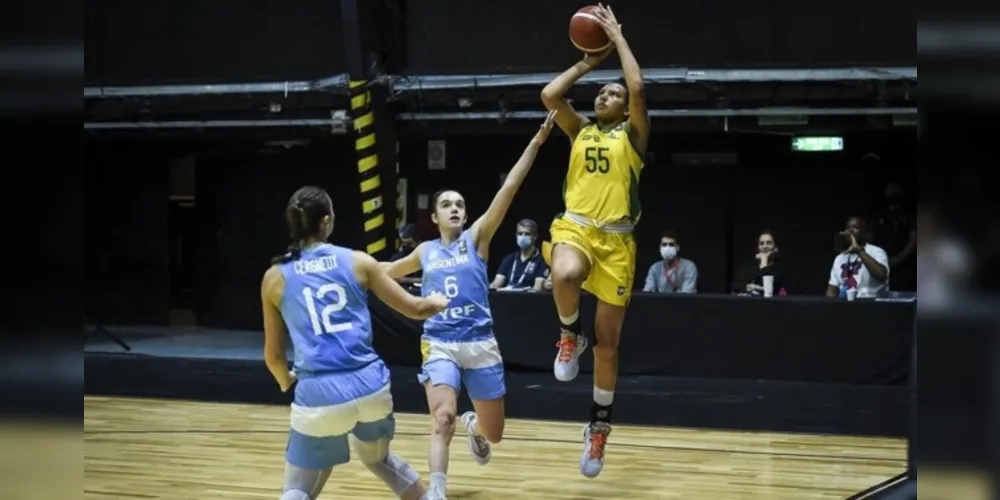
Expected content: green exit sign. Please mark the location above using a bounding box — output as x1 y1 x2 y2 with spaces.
791 137 844 151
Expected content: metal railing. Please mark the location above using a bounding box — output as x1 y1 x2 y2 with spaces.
83 67 917 99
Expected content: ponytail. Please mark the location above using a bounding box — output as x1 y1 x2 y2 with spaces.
271 186 334 265
270 203 308 264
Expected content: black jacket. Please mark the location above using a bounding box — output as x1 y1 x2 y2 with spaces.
732 254 787 293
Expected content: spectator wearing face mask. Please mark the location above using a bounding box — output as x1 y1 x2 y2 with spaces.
390 223 421 284
643 230 698 294
490 219 549 291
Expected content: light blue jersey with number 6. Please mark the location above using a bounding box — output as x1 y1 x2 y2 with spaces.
419 230 494 342
277 243 378 374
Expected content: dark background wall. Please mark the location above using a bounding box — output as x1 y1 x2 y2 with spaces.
192 139 360 328
403 0 916 73
85 141 172 324
84 0 346 85
84 0 915 85
83 129 915 330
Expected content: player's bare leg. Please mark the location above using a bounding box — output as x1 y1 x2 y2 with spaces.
424 383 458 499
550 243 591 381
579 300 625 478
461 397 505 465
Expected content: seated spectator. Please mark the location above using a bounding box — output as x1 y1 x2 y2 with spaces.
643 230 698 294
390 223 421 285
826 216 890 299
490 219 549 291
390 223 419 261
732 230 787 296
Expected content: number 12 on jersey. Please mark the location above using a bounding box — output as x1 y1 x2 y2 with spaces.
303 284 352 335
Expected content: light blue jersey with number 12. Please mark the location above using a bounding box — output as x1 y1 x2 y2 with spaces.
278 243 378 374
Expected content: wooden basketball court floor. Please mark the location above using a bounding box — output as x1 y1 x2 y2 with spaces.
85 396 905 499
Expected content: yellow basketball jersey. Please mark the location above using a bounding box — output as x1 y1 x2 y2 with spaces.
563 122 644 224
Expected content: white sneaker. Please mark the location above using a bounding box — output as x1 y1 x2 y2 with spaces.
554 333 588 381
460 411 491 465
579 421 611 478
426 487 448 500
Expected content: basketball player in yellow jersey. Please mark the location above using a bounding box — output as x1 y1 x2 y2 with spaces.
540 3 649 479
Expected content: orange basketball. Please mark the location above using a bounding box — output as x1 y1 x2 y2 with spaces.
569 5 610 53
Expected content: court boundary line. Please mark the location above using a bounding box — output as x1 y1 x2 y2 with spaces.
83 429 905 464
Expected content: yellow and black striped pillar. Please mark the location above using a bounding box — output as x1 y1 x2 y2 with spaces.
349 80 387 256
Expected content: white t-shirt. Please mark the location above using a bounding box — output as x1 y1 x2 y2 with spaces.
828 243 890 298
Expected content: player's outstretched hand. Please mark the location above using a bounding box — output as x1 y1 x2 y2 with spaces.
426 291 450 313
534 110 558 143
594 3 624 43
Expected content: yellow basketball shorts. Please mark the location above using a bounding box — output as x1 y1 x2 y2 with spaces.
545 215 637 306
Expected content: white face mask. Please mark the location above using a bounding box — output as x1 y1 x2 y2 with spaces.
660 245 677 260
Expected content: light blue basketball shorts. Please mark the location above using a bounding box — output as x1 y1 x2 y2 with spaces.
417 334 506 400
287 359 395 469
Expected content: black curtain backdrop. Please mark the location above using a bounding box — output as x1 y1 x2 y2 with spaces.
84 130 915 333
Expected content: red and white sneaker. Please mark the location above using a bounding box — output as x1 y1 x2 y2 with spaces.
554 332 588 382
580 421 611 478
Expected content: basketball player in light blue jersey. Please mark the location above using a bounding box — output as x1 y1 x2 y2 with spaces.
383 111 557 500
261 186 450 500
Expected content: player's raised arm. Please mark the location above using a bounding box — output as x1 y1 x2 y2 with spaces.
380 242 427 278
541 51 610 141
595 4 649 152
359 251 448 320
260 266 295 391
471 111 557 254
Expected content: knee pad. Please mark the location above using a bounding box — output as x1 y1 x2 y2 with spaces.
351 437 419 495
371 452 420 495
280 489 311 500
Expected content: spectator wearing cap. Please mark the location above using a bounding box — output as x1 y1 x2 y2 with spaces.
390 223 421 284
490 219 549 292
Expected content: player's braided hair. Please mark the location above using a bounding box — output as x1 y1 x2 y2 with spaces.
271 186 333 264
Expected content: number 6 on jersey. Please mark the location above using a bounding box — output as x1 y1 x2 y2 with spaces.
303 284 352 335
444 275 459 298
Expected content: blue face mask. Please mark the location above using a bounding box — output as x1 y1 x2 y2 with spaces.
517 235 533 250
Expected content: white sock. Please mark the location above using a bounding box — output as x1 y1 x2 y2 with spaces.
559 311 579 328
593 386 614 406
429 472 447 493
467 414 480 436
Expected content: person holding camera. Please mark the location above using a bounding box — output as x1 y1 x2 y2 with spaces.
826 216 889 299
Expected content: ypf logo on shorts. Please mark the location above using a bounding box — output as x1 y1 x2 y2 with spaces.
617 286 625 296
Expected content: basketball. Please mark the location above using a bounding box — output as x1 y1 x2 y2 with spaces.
569 5 610 53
